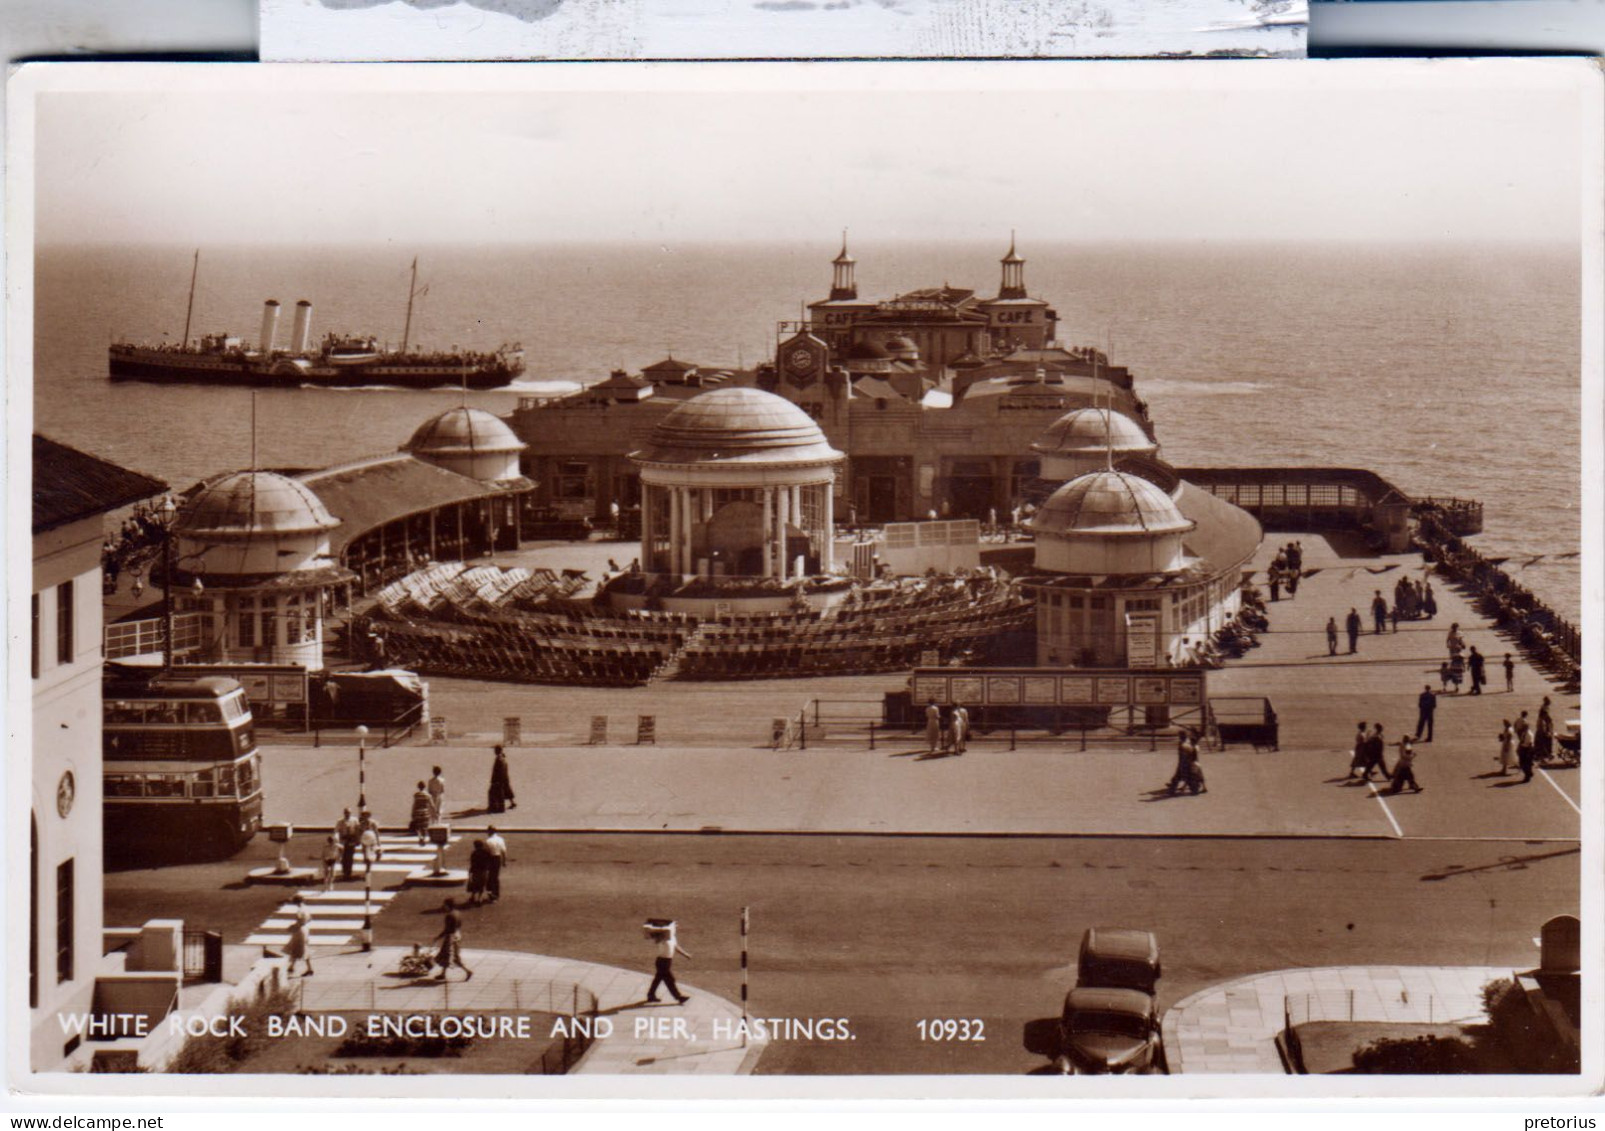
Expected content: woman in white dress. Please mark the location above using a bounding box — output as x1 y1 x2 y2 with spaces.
1496 720 1516 776
286 895 314 976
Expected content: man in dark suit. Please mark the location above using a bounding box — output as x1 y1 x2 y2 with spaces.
1468 646 1486 696
1415 686 1437 742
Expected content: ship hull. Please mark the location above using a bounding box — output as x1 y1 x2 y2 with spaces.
108 348 517 390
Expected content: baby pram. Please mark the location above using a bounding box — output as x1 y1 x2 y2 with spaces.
397 944 436 977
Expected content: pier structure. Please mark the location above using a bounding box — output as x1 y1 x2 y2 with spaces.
508 239 1148 527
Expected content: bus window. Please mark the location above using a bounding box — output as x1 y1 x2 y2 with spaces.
192 768 216 798
236 755 259 798
216 763 236 797
183 702 222 725
147 774 185 798
220 692 249 722
105 775 144 798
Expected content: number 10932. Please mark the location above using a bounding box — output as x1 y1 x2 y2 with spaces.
916 1019 985 1041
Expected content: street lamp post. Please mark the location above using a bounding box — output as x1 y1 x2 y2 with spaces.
355 724 370 811
158 495 178 674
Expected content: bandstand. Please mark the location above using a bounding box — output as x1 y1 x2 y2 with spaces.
630 387 845 584
173 471 354 670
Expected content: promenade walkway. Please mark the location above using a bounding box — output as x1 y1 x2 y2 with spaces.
261 534 1578 843
1162 964 1511 1074
272 946 762 1075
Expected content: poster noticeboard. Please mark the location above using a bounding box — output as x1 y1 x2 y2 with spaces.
912 676 948 704
1021 676 1059 705
1059 677 1095 704
502 716 522 746
429 716 448 743
1133 677 1169 705
1125 612 1160 668
951 676 985 704
588 715 608 745
637 715 656 745
1096 677 1131 704
985 677 1021 704
910 668 1206 708
1170 678 1204 705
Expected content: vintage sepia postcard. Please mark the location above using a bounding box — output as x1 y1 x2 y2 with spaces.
6 59 1599 1106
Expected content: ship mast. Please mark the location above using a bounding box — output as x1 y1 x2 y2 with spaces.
401 256 418 355
181 249 199 349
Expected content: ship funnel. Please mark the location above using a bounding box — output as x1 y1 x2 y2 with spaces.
291 300 313 354
259 300 281 357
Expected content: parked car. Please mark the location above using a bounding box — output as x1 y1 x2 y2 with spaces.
1058 986 1163 1074
1078 927 1162 995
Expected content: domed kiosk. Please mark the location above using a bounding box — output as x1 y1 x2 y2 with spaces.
630 387 845 585
405 406 526 484
173 470 354 669
1031 407 1159 482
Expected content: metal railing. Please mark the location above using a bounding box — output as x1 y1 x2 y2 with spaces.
1285 989 1452 1028
309 700 425 749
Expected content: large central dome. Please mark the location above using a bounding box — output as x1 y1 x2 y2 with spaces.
632 387 842 466
405 406 524 457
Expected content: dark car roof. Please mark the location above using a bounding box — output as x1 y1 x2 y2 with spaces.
1063 986 1157 1016
1082 927 1160 963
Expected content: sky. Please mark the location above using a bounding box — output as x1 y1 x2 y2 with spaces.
19 60 1596 247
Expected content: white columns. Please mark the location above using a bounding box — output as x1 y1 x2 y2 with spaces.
777 485 791 582
640 487 653 570
762 487 773 578
668 486 682 574
680 487 695 574
822 483 835 571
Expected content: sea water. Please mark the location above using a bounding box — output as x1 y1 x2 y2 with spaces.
31 240 1581 619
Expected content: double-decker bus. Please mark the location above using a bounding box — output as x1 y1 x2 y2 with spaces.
102 673 263 853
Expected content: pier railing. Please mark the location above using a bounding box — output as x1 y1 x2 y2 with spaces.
1415 509 1580 683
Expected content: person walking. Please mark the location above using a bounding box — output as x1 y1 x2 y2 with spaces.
925 700 942 755
1363 723 1390 782
358 810 382 874
1387 735 1423 794
483 825 508 903
409 781 433 845
645 921 692 1005
426 766 446 823
952 703 969 756
1268 567 1281 603
1371 591 1388 634
1467 647 1486 696
286 896 314 977
1446 623 1466 660
1535 697 1555 762
1515 711 1536 782
1423 580 1437 618
1415 686 1437 743
1347 721 1370 780
1345 608 1362 654
433 898 472 981
1497 720 1516 776
320 835 342 893
335 806 359 881
466 840 491 906
1286 568 1300 598
1326 617 1339 656
1438 660 1455 694
1503 653 1516 693
487 745 516 814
